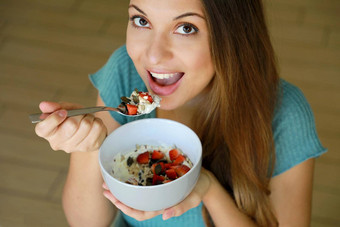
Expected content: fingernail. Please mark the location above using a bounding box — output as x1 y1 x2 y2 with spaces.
163 210 174 220
57 110 66 118
102 182 109 190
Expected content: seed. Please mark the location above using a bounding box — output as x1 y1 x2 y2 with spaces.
127 156 134 167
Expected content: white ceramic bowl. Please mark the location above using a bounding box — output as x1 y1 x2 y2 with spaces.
99 118 202 211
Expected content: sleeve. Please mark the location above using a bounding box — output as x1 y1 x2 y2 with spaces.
272 80 327 177
88 45 149 125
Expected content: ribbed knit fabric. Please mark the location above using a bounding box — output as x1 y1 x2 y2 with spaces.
90 45 327 227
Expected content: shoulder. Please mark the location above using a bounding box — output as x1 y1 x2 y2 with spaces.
98 45 135 76
272 79 327 176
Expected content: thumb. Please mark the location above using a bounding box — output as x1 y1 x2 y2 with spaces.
35 109 68 138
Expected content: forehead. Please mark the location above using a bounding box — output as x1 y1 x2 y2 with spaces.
129 0 204 15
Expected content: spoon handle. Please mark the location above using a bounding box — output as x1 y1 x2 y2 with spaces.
29 106 119 123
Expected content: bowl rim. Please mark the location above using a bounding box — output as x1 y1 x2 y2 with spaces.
99 118 202 189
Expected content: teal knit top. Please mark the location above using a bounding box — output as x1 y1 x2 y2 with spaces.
90 46 327 227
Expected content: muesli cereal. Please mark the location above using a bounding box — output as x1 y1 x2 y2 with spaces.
117 89 161 115
111 145 193 186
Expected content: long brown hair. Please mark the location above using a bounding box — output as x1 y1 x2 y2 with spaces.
194 0 279 226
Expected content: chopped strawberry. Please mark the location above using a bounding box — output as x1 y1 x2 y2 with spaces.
151 150 164 160
126 104 138 115
136 151 150 164
151 162 164 175
169 149 180 161
175 165 190 177
152 174 165 185
164 163 173 169
165 169 177 180
139 92 153 103
173 155 185 165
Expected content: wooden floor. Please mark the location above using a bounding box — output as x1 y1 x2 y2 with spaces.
0 0 339 226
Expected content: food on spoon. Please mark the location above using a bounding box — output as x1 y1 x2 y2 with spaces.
111 145 193 186
118 89 161 115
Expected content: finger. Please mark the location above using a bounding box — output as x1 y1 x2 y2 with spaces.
79 117 106 152
69 114 95 148
39 101 62 113
103 190 162 221
102 182 109 190
163 193 201 220
51 115 84 143
39 101 84 113
103 190 119 204
35 109 67 138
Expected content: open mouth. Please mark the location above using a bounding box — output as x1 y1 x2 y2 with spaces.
148 71 184 96
150 72 184 86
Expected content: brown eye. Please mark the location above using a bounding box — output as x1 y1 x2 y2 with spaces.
182 25 193 33
139 18 148 26
175 24 198 35
132 16 150 28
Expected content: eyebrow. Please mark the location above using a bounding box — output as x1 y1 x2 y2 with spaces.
174 12 205 21
128 4 205 20
129 4 147 16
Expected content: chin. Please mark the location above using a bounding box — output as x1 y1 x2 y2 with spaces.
158 96 185 111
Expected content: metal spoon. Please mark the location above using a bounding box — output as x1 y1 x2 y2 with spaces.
29 106 152 124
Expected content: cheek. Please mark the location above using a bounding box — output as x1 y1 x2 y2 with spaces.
126 27 144 62
185 48 214 82
126 35 146 76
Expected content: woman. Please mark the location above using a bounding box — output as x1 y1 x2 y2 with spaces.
35 0 326 226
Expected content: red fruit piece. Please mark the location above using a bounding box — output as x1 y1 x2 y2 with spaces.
165 169 177 180
126 104 138 115
175 165 190 177
163 180 172 184
151 150 164 160
152 174 165 185
173 155 185 165
164 163 173 169
136 151 150 164
169 149 179 161
139 92 153 103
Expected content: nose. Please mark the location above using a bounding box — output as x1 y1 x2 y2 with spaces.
145 33 173 65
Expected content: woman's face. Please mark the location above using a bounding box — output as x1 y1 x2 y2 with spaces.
126 0 215 110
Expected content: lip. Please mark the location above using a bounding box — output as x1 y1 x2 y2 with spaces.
147 71 184 96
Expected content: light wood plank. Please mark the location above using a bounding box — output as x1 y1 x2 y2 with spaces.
274 41 340 68
0 106 47 136
0 6 105 33
328 30 340 50
318 136 340 160
2 0 77 10
0 161 60 196
1 23 121 55
77 0 128 19
0 192 68 227
312 190 340 225
314 161 340 192
0 62 90 95
0 40 108 74
303 8 340 29
0 83 57 110
0 132 69 169
269 23 326 47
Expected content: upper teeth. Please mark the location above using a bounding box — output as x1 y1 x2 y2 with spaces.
150 72 175 79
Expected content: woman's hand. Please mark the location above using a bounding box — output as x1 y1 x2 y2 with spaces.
102 168 213 221
35 101 107 153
